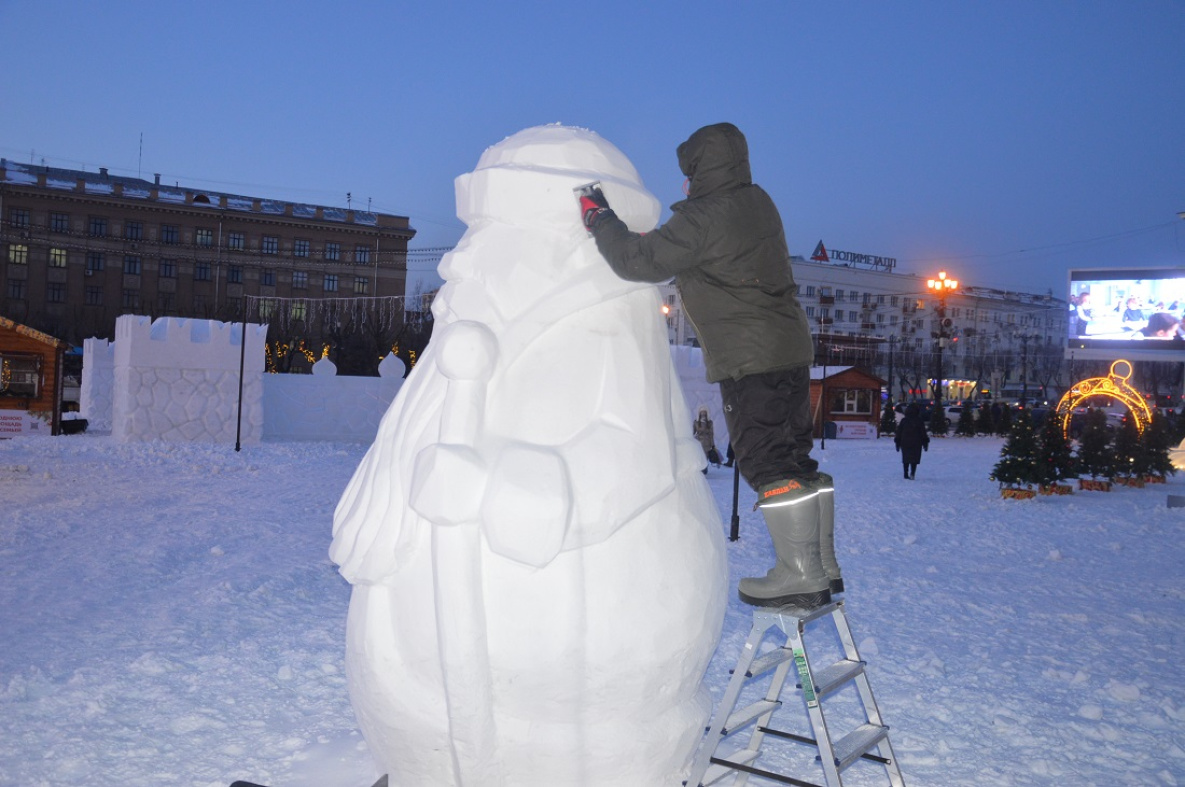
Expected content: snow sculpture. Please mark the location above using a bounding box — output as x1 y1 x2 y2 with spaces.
330 125 728 786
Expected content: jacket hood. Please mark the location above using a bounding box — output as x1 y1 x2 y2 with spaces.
676 123 752 199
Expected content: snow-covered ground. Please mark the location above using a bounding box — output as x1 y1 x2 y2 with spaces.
2 432 1183 786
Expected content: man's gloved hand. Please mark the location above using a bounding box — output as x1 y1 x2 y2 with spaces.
579 185 611 233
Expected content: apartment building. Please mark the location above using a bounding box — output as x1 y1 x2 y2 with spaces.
0 159 415 349
660 249 1068 402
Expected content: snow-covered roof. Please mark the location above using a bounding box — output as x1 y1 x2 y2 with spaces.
0 158 399 228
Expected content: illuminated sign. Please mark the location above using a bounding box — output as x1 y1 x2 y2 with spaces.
811 241 896 271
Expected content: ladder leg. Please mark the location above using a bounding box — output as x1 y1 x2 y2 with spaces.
686 619 771 786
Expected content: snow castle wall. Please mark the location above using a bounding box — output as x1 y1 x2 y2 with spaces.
80 337 115 432
262 354 405 442
111 315 267 444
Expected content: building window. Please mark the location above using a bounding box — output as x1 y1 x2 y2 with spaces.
835 290 844 302
820 307 830 319
354 276 369 294
261 235 279 255
195 228 214 247
160 259 176 278
85 286 103 305
49 248 68 268
89 217 108 237
325 242 340 261
7 279 25 299
50 212 70 233
290 301 307 321
260 269 275 287
8 244 28 264
0 353 39 396
227 266 242 284
8 208 30 228
802 285 815 297
122 290 140 309
124 221 143 241
47 282 66 303
890 295 899 307
161 224 179 244
86 251 104 273
123 256 142 275
354 244 371 264
294 239 310 258
194 263 211 281
292 270 308 289
805 306 816 318
258 301 276 320
323 274 338 292
228 232 245 251
830 389 873 415
160 293 175 312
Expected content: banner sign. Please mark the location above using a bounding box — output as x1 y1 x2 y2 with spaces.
811 240 896 271
0 412 49 437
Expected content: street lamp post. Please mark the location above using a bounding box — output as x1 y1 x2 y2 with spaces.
1017 332 1038 407
926 271 959 428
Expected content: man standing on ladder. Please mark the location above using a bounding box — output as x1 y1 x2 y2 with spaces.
580 122 842 609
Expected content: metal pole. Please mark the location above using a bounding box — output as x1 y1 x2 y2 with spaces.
235 300 247 452
729 459 741 541
820 350 828 450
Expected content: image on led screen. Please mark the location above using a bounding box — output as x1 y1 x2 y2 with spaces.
1067 268 1185 360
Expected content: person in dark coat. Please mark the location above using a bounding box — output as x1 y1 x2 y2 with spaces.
894 403 929 480
580 122 839 609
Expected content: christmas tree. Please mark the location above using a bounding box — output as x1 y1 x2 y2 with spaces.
1145 410 1178 481
955 404 977 436
929 404 949 436
1112 415 1147 479
880 401 897 436
976 403 994 435
995 404 1013 437
1035 414 1077 487
991 409 1039 488
1075 408 1115 480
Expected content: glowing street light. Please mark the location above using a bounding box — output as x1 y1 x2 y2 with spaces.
926 271 959 429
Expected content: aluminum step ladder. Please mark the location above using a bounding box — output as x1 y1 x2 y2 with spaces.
686 599 905 787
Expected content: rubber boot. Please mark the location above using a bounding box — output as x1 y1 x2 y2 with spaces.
813 473 844 595
738 479 831 609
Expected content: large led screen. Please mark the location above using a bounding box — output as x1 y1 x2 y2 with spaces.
1067 268 1185 361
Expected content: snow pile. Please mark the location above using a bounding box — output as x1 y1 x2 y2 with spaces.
2 435 1185 786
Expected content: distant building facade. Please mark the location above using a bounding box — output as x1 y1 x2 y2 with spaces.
0 159 416 354
660 249 1069 403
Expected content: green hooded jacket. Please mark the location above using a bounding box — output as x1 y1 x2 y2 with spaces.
591 123 814 383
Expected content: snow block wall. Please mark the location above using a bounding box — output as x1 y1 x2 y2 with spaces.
80 337 115 432
262 355 405 442
111 315 266 444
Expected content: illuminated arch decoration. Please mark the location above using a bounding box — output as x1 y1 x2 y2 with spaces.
1053 359 1152 438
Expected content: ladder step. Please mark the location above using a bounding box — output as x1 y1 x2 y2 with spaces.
804 658 865 698
722 699 780 735
829 723 890 772
746 646 795 678
699 749 760 785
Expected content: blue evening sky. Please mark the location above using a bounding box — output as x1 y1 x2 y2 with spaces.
2 1 1182 296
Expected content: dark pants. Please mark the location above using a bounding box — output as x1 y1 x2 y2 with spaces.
719 366 817 490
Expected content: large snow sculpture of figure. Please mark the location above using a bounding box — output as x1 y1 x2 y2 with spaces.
330 125 728 786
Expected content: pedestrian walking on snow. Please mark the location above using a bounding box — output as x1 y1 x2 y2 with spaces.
894 403 929 480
